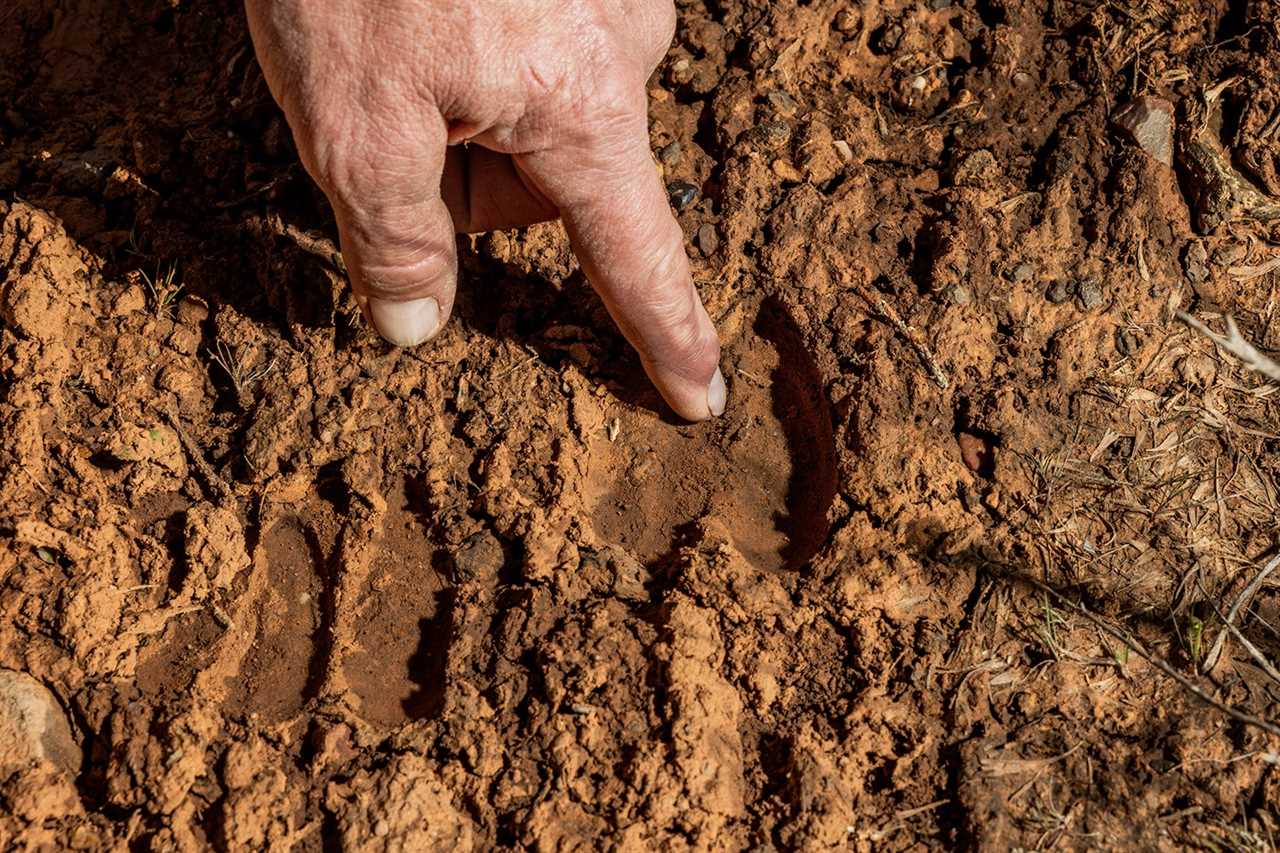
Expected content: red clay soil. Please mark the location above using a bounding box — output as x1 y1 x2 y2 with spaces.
3 0 1280 849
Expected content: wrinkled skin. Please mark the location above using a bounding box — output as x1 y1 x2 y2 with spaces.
245 0 726 420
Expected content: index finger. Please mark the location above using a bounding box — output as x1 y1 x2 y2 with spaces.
517 118 726 421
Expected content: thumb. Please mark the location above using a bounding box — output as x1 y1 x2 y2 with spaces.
322 124 457 347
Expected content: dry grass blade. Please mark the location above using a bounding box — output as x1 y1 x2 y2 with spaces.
1025 578 1280 738
1204 554 1280 673
1176 312 1280 382
209 339 277 399
140 263 183 319
1214 614 1280 686
1229 256 1280 280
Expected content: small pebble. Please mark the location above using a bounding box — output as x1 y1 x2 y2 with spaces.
697 223 720 257
1112 96 1175 167
1076 277 1104 310
874 22 904 52
749 121 792 152
452 530 505 582
0 669 81 775
1115 328 1140 356
834 9 859 33
1183 241 1209 283
667 181 699 211
1009 262 1034 284
659 141 683 168
947 285 971 305
1045 280 1073 304
767 90 799 117
667 57 693 86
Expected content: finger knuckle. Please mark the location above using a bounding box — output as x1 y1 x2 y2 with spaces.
643 249 719 378
352 236 454 300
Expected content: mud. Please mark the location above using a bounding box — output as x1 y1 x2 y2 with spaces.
3 0 1280 849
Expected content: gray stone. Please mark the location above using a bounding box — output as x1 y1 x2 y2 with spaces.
1077 278 1105 310
667 181 699 211
659 141 683 168
1113 96 1175 167
1045 280 1073 304
452 531 505 581
0 669 81 774
767 90 799 118
1009 262 1035 284
748 121 792 152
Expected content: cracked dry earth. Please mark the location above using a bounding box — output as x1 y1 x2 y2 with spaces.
4 0 1280 850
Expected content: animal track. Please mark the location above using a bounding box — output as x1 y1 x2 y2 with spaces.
588 297 837 572
343 479 450 727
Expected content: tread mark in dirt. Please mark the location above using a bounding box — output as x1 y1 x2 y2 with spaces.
588 297 837 571
136 509 331 722
226 516 327 721
343 480 450 727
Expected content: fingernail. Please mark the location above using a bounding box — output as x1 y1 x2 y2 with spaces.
707 366 727 417
368 297 441 347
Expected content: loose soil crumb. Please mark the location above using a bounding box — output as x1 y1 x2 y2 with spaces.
3 0 1280 849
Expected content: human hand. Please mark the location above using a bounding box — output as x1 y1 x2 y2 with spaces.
244 0 726 420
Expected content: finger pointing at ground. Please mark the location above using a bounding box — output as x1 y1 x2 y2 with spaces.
521 129 726 422
325 119 459 348
244 0 726 420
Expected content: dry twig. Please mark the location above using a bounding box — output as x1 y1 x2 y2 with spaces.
1203 554 1280 673
1023 577 1280 738
851 280 950 390
1176 312 1280 382
162 406 234 503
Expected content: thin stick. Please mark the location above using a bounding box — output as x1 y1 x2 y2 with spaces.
851 281 950 390
246 213 346 274
1229 256 1280 281
163 406 235 504
1204 554 1280 672
1215 613 1280 686
1024 578 1280 738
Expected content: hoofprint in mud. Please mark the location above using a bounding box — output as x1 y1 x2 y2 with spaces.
3 0 1280 849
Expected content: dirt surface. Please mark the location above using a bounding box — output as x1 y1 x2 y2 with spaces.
3 0 1280 849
